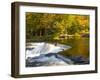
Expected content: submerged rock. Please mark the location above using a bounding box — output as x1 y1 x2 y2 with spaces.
26 53 73 67
26 54 89 67
70 56 89 64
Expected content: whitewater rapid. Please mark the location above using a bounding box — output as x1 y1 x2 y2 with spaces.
26 42 71 59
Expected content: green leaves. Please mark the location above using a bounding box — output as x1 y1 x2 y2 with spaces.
26 12 89 41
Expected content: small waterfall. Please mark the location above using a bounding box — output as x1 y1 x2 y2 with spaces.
26 42 71 59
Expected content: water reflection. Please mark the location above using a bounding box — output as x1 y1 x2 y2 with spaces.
59 38 89 59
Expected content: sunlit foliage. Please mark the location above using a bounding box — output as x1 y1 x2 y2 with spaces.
26 12 89 41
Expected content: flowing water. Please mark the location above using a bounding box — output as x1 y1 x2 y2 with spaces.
26 42 71 59
26 38 89 66
26 38 89 59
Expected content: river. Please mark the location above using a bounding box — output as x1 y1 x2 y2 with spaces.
26 38 89 67
58 38 89 59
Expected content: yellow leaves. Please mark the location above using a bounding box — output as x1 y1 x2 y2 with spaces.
26 12 89 37
53 36 59 40
76 15 89 27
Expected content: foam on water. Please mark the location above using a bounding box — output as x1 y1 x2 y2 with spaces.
26 42 71 59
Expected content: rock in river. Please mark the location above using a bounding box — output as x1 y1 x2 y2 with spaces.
26 53 73 67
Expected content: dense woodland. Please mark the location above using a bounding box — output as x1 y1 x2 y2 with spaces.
26 12 89 42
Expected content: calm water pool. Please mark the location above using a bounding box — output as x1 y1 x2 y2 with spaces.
58 38 89 59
